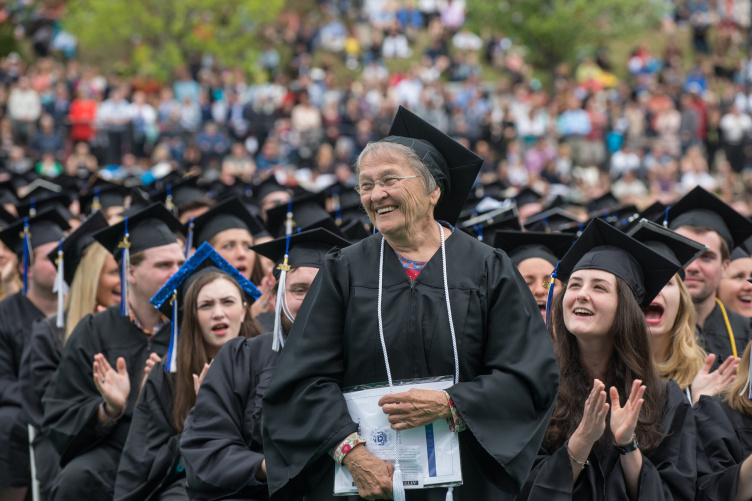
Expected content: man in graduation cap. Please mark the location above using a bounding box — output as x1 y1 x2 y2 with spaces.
262 107 559 500
180 228 351 500
0 208 69 500
661 186 752 368
41 203 185 500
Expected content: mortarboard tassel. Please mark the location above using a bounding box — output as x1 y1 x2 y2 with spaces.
165 184 174 212
471 211 483 241
185 217 194 259
543 216 550 234
285 199 294 236
272 234 292 352
29 199 36 218
53 240 68 328
21 217 30 295
663 206 670 229
165 289 179 373
119 217 131 317
332 188 342 226
545 261 560 327
91 187 102 213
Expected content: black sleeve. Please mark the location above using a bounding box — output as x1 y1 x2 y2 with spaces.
180 338 267 501
695 396 743 501
0 317 21 409
20 318 61 429
114 363 181 501
41 314 107 463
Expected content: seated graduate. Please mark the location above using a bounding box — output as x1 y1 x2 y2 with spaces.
261 107 559 501
716 242 752 319
113 242 262 501
628 219 740 405
179 227 351 501
493 230 575 320
19 212 113 498
659 186 752 369
186 196 275 328
695 341 752 501
0 207 70 501
41 203 185 500
517 218 698 501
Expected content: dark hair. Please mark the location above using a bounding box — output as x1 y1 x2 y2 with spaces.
545 276 666 452
684 225 730 261
172 271 262 432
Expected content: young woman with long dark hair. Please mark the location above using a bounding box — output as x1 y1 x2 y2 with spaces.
518 218 698 501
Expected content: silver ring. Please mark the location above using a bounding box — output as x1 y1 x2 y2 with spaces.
100 378 106 384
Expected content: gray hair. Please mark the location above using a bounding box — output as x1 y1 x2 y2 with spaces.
355 141 438 196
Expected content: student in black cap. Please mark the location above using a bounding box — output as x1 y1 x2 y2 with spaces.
264 190 341 239
0 207 70 500
628 219 738 406
186 196 276 331
42 203 185 501
262 106 559 501
114 242 262 501
18 212 111 498
523 207 581 233
661 186 752 369
493 230 575 319
79 181 131 220
180 228 351 500
253 176 293 218
518 218 696 501
152 174 213 224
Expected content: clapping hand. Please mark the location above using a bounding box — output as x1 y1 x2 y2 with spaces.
93 353 131 418
691 354 739 404
573 379 610 446
610 380 645 446
193 362 211 395
141 352 162 389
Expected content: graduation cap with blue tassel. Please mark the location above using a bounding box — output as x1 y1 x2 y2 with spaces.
0 208 70 296
150 241 262 373
92 202 184 317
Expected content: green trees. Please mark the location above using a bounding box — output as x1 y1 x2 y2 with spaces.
63 0 285 81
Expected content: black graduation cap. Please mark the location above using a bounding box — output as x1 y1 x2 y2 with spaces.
515 187 542 208
93 202 184 258
52 173 86 194
118 187 152 218
324 181 362 226
459 206 521 242
251 227 352 278
544 194 584 212
46 211 109 285
555 218 681 308
265 191 340 238
150 241 261 373
17 193 73 221
493 230 575 267
729 235 752 261
252 227 353 351
340 219 371 242
588 192 620 213
380 106 483 225
151 174 209 212
589 204 640 230
661 186 752 249
0 207 71 294
253 176 292 205
627 218 708 280
188 196 268 250
20 178 64 200
79 182 130 216
523 208 581 233
639 201 667 222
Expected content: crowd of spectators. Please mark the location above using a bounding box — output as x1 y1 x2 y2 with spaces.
0 0 752 214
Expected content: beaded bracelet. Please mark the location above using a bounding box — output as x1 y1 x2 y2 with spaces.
566 446 590 469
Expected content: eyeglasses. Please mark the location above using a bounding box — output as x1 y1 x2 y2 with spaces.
356 175 420 194
286 287 308 300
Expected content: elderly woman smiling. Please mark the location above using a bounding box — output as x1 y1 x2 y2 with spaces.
262 107 559 501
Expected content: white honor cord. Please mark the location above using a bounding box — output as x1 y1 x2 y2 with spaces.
686 387 692 405
377 221 459 501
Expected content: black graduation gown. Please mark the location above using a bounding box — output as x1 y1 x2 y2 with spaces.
41 305 171 499
113 360 187 501
180 333 279 501
19 315 64 496
0 292 46 488
699 302 751 369
516 380 696 501
262 230 560 500
694 395 752 501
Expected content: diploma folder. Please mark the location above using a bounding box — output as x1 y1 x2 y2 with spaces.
333 376 463 495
